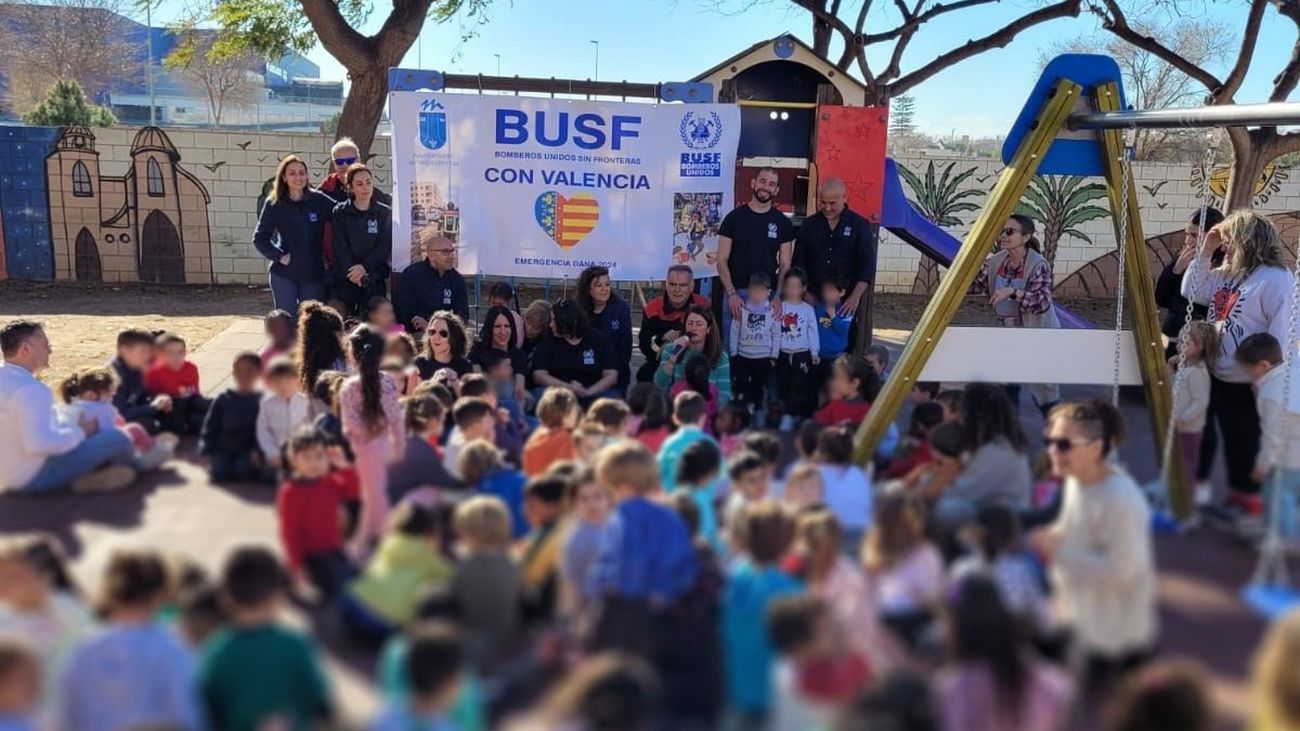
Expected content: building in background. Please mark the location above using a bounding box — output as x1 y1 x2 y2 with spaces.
0 3 343 131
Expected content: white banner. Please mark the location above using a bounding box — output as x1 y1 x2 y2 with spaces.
390 93 740 280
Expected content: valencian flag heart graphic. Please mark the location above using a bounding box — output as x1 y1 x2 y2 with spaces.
535 191 600 249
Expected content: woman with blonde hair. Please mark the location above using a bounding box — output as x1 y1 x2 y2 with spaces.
1182 209 1296 511
252 154 337 312
1249 608 1300 730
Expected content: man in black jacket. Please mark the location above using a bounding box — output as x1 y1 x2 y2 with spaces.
793 178 878 352
636 264 709 382
394 235 469 331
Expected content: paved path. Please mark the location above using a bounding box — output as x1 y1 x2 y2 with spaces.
0 321 1280 728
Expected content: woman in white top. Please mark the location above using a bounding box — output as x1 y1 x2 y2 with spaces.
1181 210 1296 505
1034 399 1155 688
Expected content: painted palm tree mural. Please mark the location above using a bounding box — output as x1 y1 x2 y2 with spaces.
1015 175 1110 269
897 160 985 294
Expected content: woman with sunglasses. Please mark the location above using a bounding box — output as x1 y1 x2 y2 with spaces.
968 214 1061 413
1032 399 1155 691
413 311 474 381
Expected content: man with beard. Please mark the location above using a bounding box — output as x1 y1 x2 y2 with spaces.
794 178 877 351
637 264 710 382
716 168 795 343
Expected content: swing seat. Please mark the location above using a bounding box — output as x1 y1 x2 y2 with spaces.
1242 583 1300 619
918 327 1143 385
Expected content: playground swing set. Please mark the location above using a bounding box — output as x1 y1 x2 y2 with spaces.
851 54 1300 618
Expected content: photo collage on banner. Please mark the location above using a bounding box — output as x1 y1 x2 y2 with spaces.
390 93 741 280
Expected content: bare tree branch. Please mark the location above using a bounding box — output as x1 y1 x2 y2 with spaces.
1272 1 1300 101
889 0 1083 99
1090 0 1223 96
0 0 138 110
296 0 373 70
1218 0 1267 100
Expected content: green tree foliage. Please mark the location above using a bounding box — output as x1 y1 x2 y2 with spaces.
890 95 916 136
897 160 986 293
22 79 116 127
1015 175 1110 268
320 111 341 136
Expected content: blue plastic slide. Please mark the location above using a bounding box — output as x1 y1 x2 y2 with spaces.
879 157 1092 329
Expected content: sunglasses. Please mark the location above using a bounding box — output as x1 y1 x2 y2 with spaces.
1043 437 1093 452
1002 227 1022 236
335 156 358 167
430 328 450 337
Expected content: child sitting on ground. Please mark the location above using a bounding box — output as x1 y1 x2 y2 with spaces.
276 427 356 599
814 354 878 427
715 402 748 458
678 438 725 552
950 505 1049 635
370 622 466 730
741 430 784 493
461 374 524 464
628 384 672 454
1236 333 1300 539
936 389 963 423
143 332 209 435
198 547 334 730
257 356 311 474
1173 321 1217 506
365 296 405 334
904 420 964 494
343 503 452 640
311 371 350 457
201 351 265 483
387 393 463 504
261 309 295 365
459 439 529 539
815 425 873 553
721 501 804 721
385 332 418 365
559 464 607 621
59 549 200 731
450 496 523 662
110 328 169 435
784 462 825 510
56 367 175 469
768 595 872 731
523 388 580 477
588 441 698 656
866 344 890 382
885 401 944 481
672 356 720 431
444 397 496 480
585 398 632 437
723 450 772 548
911 381 940 404
864 492 945 652
573 423 608 466
658 391 716 493
519 473 568 622
0 637 40 731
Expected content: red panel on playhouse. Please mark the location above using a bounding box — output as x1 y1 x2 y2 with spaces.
814 105 889 223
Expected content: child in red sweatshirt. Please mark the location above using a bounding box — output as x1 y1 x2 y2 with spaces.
276 426 357 599
143 332 209 435
814 355 879 428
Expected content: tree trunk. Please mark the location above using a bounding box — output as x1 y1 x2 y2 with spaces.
1224 130 1264 211
911 257 939 294
336 65 387 157
809 0 831 56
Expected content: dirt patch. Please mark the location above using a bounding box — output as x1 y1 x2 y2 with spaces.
873 293 1119 329
0 281 270 385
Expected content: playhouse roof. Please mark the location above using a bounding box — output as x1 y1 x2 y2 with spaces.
692 33 869 105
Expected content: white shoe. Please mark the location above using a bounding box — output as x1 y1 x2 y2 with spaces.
70 465 137 493
137 442 171 471
1194 481 1213 507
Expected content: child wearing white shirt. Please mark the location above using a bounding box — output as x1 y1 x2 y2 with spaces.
1236 333 1300 539
256 357 310 471
1172 322 1215 505
775 268 820 432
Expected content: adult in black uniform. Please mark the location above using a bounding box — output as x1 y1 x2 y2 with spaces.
395 235 469 332
716 167 795 343
794 178 878 351
330 164 392 317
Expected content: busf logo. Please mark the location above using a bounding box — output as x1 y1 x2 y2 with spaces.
419 98 448 150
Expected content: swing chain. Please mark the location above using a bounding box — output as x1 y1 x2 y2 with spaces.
1160 130 1221 496
1111 126 1136 405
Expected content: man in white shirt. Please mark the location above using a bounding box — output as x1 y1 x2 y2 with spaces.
0 320 136 493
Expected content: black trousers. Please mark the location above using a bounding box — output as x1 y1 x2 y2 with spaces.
730 355 772 412
158 395 209 436
1210 375 1261 495
335 275 389 319
304 549 353 599
776 351 815 419
209 451 271 484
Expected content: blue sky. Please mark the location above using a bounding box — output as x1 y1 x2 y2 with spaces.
155 0 1300 137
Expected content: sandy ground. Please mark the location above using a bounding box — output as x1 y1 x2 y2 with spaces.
0 281 269 385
